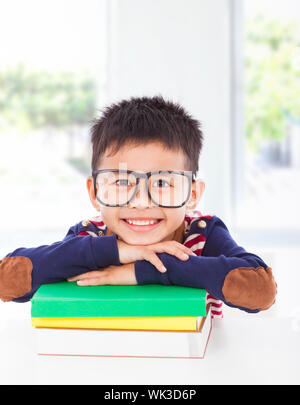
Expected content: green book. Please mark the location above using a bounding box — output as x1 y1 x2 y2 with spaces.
31 282 206 318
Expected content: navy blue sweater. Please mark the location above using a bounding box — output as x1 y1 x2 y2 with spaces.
3 215 276 313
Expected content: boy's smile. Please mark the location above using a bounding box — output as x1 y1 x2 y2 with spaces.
120 217 164 232
87 141 204 245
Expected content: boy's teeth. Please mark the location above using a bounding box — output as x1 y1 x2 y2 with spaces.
125 219 159 225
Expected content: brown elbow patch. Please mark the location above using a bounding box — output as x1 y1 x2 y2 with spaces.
0 257 33 302
222 266 277 311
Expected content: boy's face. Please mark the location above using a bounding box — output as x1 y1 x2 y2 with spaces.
87 142 205 245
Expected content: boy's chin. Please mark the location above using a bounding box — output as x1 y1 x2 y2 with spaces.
117 229 165 246
117 219 176 245
118 234 162 246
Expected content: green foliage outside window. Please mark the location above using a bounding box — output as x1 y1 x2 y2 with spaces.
245 14 300 152
0 64 97 133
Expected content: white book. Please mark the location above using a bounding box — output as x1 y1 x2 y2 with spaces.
34 306 212 359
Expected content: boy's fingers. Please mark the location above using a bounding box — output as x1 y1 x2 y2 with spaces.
68 274 88 282
144 251 167 273
171 242 196 256
150 242 196 258
77 272 109 286
165 246 191 261
77 277 104 286
184 247 197 256
143 246 196 270
67 271 103 282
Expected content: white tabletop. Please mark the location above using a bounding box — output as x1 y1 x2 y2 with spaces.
1 301 299 385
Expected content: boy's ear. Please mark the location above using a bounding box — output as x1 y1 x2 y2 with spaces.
86 177 101 212
185 179 205 211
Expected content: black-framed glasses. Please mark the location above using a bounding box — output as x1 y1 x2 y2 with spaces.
92 169 196 208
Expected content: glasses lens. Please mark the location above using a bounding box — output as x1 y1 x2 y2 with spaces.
95 171 137 205
149 172 190 207
95 171 190 207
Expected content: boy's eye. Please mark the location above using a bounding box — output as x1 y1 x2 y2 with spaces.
114 177 173 187
115 179 132 186
153 179 171 187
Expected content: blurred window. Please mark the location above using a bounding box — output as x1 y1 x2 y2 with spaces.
234 0 300 242
0 0 107 255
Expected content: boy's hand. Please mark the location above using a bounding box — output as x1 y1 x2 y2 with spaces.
116 239 197 274
67 263 137 286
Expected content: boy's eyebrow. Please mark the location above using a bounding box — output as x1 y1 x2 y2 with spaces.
94 169 193 173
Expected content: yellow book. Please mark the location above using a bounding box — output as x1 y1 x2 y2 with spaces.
32 316 205 331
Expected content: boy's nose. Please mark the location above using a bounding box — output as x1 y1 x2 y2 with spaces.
128 178 154 208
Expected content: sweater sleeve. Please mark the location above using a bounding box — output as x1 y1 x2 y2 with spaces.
135 216 277 313
0 225 120 303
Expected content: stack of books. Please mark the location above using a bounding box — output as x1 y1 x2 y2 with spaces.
31 282 212 359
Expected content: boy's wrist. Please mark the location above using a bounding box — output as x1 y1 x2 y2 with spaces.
91 234 121 268
134 260 170 285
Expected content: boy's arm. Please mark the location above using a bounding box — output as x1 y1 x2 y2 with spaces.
134 216 277 313
0 223 120 303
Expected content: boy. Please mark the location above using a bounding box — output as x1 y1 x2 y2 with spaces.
0 96 277 316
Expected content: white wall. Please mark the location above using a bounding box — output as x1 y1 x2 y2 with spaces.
104 0 232 223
